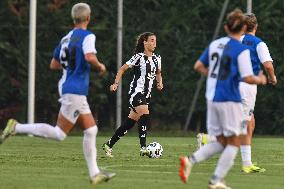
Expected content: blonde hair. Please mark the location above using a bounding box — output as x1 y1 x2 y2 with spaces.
71 3 91 24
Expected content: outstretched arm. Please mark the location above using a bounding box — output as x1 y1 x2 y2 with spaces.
110 63 130 92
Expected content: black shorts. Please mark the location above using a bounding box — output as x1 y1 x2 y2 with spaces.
129 92 150 112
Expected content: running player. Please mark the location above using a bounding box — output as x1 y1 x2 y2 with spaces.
179 9 267 189
0 3 115 185
196 13 277 174
102 32 163 158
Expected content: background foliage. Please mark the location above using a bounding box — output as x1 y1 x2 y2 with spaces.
0 0 283 134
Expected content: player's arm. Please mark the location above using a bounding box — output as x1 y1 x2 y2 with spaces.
83 34 106 75
194 60 208 76
257 42 277 85
85 53 106 74
110 63 130 92
194 47 209 76
50 58 62 70
50 43 62 70
263 61 277 85
156 69 163 91
243 71 267 85
239 49 267 85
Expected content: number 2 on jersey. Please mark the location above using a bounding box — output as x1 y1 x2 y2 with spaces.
210 52 231 80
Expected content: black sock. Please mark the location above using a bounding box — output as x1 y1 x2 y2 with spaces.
107 117 136 148
138 114 150 148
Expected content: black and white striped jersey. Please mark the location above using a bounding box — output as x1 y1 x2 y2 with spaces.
126 53 161 102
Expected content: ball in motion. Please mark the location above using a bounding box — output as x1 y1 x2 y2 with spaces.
146 142 163 158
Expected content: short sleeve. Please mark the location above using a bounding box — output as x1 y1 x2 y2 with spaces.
126 54 142 68
82 34 97 54
256 42 273 63
237 49 254 78
157 55 161 70
198 47 209 66
53 43 61 61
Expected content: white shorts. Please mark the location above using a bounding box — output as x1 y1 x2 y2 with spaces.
239 82 257 121
207 101 245 137
59 94 91 124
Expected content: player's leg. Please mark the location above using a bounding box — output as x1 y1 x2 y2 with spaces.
78 113 115 185
102 110 137 157
179 101 225 183
208 102 242 188
0 111 71 143
239 84 264 173
134 104 150 156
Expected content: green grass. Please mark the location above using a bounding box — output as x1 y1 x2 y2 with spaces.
0 135 284 189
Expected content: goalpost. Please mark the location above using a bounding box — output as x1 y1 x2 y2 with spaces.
28 0 37 124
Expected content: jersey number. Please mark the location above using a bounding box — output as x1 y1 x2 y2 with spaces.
60 47 76 70
210 52 231 80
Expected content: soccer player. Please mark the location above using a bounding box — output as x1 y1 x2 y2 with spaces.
102 32 163 158
179 9 267 189
196 13 277 174
0 3 115 185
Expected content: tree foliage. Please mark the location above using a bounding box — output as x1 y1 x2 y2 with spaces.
0 0 283 134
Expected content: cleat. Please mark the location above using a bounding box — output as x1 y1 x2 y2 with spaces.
102 143 113 158
208 181 231 189
196 133 208 149
140 147 150 157
179 156 193 183
90 171 116 185
1 119 18 144
242 164 266 173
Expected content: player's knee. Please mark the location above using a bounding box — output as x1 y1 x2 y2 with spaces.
83 126 98 137
55 126 67 141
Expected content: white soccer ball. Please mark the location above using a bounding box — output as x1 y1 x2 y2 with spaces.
146 142 163 158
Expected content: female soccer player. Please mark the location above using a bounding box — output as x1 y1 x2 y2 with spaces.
196 13 277 174
1 3 115 185
102 32 163 157
179 9 267 189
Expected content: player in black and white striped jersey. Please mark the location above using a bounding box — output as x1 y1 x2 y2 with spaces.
102 32 163 157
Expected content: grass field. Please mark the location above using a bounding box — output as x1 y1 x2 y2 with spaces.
0 135 284 189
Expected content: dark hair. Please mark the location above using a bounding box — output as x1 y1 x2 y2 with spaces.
225 9 246 33
245 13 257 32
133 32 155 54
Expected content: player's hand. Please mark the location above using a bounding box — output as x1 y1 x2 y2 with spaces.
110 83 118 92
258 71 267 85
98 63 106 75
157 82 163 91
268 75 277 85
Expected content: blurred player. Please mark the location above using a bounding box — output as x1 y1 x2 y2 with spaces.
196 13 277 174
102 32 163 157
0 3 115 185
179 9 267 189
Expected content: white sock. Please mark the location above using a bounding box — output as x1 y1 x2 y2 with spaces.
15 123 66 141
240 145 252 167
192 142 224 164
212 145 238 183
208 135 217 143
83 126 100 178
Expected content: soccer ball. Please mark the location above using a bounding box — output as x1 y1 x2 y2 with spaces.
146 142 163 158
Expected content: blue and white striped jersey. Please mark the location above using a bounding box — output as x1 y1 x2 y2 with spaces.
53 28 97 96
241 34 273 75
199 36 253 102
